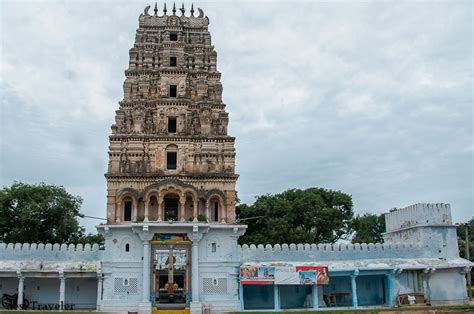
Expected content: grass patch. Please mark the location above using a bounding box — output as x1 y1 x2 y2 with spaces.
235 304 474 313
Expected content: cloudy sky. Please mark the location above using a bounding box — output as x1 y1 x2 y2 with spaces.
1 0 472 233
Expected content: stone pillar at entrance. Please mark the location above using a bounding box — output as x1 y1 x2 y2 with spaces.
142 241 151 301
59 272 66 310
17 272 24 310
138 237 152 314
190 227 202 314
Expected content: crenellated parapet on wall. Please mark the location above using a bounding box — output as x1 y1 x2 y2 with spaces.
385 203 452 232
239 242 432 263
240 203 462 263
383 203 459 258
0 243 102 262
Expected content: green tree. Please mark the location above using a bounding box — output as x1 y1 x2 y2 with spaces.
75 233 105 246
0 182 99 244
236 187 353 245
350 213 386 243
457 218 474 261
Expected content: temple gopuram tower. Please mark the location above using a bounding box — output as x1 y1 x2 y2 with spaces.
97 4 246 314
106 4 237 225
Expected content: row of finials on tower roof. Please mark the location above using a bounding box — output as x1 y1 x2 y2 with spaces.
143 3 206 18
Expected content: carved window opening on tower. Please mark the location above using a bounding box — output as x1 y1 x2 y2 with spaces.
213 201 219 222
125 243 130 252
170 56 177 67
167 151 177 170
170 85 177 98
164 197 179 221
124 200 132 222
170 32 178 41
168 117 177 133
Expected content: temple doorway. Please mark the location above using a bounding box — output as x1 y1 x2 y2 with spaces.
151 234 191 309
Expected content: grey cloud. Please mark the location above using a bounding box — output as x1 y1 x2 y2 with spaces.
1 0 472 233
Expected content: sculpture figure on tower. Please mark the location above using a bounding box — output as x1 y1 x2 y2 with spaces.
178 81 186 97
193 142 202 164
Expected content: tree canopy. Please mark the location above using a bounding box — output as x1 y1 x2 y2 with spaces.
350 213 386 243
236 187 353 245
457 218 474 261
0 182 102 244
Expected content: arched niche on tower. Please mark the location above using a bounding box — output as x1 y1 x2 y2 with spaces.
165 144 178 172
116 188 140 223
206 189 226 223
143 178 199 222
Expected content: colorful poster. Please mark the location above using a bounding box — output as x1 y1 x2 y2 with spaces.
240 264 329 285
240 265 258 281
299 271 316 284
240 265 274 284
295 266 329 285
258 266 275 280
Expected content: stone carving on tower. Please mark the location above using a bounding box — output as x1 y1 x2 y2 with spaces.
106 4 237 225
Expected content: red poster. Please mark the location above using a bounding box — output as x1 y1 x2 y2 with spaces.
296 266 329 285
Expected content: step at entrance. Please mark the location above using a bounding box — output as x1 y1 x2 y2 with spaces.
152 306 190 314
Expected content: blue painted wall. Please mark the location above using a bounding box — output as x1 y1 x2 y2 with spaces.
356 275 386 306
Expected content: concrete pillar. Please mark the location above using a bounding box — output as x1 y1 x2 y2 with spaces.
351 270 359 308
17 273 24 310
220 199 226 224
116 200 122 222
193 200 198 222
239 283 244 311
312 285 319 308
142 240 151 302
385 271 396 306
133 200 138 222
180 198 186 222
96 273 103 310
205 200 210 222
191 241 200 302
59 273 66 311
424 268 435 303
144 199 149 222
274 285 280 310
157 198 163 222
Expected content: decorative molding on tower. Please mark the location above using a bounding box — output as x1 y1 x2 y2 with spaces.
106 4 238 226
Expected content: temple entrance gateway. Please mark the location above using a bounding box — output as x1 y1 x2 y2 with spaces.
151 234 191 309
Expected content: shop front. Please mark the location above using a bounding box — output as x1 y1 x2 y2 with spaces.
239 263 395 311
239 263 329 310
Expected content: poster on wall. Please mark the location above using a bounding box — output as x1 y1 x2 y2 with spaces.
258 266 275 280
240 265 275 284
296 266 329 284
274 265 299 284
240 264 329 285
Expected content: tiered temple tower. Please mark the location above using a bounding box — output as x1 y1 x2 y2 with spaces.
98 5 246 314
106 3 237 225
